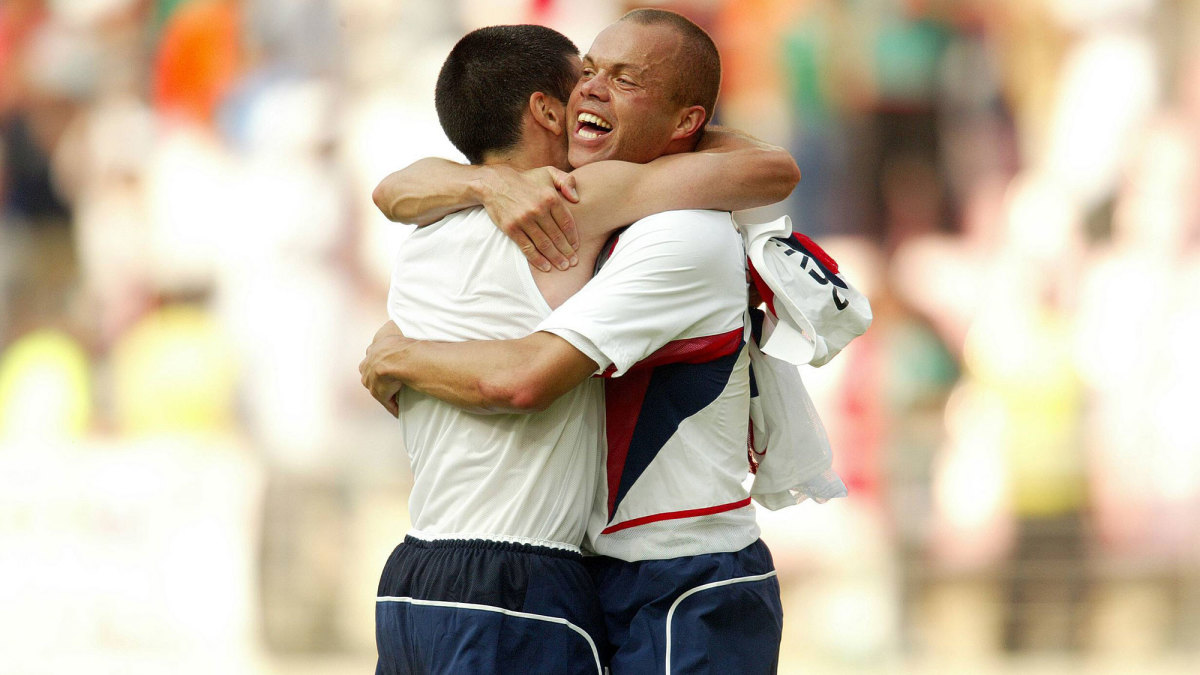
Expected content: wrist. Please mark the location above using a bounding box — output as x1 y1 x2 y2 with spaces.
381 336 418 383
468 165 508 205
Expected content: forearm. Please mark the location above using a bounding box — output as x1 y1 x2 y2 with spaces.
372 158 489 225
674 148 799 210
694 126 801 206
695 125 777 153
380 333 595 414
568 131 800 233
375 337 516 413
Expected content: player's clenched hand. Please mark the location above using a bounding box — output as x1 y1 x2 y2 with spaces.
359 321 408 418
476 165 580 272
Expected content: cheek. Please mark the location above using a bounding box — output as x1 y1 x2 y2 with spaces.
621 113 668 148
615 101 658 139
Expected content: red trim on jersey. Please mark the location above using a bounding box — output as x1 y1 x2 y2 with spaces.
598 327 744 379
604 234 620 261
604 369 652 517
600 497 753 535
747 262 776 317
748 426 760 474
791 232 839 274
621 327 744 375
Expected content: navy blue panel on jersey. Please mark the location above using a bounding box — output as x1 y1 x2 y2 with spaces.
586 539 783 674
375 536 605 675
610 348 741 517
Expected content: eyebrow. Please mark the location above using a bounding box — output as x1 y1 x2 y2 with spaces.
581 55 646 77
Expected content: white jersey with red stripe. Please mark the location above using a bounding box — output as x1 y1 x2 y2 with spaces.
537 209 759 562
387 207 605 552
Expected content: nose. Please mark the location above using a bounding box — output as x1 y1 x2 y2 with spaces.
579 74 609 102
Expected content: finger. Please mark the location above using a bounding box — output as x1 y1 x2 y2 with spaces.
375 320 403 342
562 175 580 249
517 235 553 272
361 359 380 391
552 170 580 203
371 384 392 410
546 201 579 266
524 217 569 271
533 214 571 271
387 392 400 418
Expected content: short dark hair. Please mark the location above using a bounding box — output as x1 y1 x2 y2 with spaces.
620 9 721 127
435 25 579 164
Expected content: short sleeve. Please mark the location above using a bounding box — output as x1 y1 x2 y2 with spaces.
536 210 747 376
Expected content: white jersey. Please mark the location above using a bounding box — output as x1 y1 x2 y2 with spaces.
538 210 759 561
387 207 604 552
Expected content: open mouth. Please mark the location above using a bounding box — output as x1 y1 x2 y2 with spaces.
576 112 613 140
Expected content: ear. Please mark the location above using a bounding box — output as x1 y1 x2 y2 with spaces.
670 105 707 142
529 91 566 136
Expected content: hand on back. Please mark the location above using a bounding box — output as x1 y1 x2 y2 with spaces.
477 166 581 272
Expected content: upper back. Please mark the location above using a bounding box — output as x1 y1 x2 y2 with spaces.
388 207 552 338
385 206 605 548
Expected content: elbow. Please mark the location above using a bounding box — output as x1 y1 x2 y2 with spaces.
785 155 802 190
477 374 554 413
373 174 426 224
508 386 555 413
372 180 400 221
769 150 801 201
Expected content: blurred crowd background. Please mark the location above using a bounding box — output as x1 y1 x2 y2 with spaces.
1 0 1199 672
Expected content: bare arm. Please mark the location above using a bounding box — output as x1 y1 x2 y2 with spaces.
359 321 598 416
371 128 794 223
371 128 799 267
566 126 799 237
372 158 481 226
372 159 581 272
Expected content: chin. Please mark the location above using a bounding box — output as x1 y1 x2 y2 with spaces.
568 146 604 168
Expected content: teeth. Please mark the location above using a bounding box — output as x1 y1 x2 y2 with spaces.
577 112 612 130
578 128 601 139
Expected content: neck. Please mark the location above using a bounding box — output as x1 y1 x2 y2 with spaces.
482 148 546 172
660 132 702 158
482 121 568 171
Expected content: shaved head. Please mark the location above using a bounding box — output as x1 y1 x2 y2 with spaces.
619 8 721 127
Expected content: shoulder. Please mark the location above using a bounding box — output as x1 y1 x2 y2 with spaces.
628 208 735 231
394 206 518 268
404 206 507 246
621 209 736 243
611 209 740 265
419 205 491 232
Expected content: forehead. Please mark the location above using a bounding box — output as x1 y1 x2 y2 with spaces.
583 21 680 79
